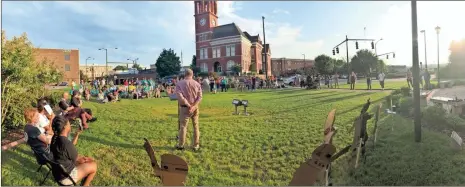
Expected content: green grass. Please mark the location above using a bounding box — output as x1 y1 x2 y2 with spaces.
330 79 438 90
335 114 465 185
1 89 389 186
3 87 462 186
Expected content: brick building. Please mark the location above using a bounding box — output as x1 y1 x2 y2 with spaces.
34 48 80 83
271 58 315 76
79 65 114 80
194 0 272 76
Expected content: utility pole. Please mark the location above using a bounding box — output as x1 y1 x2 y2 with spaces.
181 50 184 65
345 35 350 84
262 16 268 80
411 0 422 142
435 26 441 84
99 47 118 80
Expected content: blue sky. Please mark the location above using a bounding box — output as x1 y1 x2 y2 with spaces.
2 1 464 68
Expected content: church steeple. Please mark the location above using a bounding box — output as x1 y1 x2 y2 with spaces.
194 0 217 16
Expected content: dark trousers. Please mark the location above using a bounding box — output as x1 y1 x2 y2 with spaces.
350 83 355 90
221 84 227 92
366 79 372 90
209 83 214 92
380 80 385 89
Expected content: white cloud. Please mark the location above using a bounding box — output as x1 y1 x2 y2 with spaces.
272 8 290 15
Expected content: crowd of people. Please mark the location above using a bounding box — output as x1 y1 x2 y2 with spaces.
24 90 99 186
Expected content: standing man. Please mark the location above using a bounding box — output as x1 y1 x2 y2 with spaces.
424 70 431 90
350 71 357 90
406 69 413 89
175 69 202 151
378 71 386 91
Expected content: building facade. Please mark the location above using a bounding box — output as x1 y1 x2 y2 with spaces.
271 58 315 76
79 65 114 80
194 0 272 76
35 48 80 83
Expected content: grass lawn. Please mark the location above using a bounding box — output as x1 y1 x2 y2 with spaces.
335 114 465 186
328 79 438 90
2 88 390 186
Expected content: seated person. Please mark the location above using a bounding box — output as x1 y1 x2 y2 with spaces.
36 99 55 136
24 108 53 162
83 88 91 101
64 91 96 129
59 92 75 115
128 84 136 94
97 90 105 101
107 92 117 102
50 116 97 186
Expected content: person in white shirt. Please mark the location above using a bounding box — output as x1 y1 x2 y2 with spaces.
378 72 386 90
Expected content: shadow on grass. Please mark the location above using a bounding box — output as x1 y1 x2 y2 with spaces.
337 97 386 116
333 115 465 186
80 134 141 150
315 92 374 105
266 90 334 100
2 148 55 186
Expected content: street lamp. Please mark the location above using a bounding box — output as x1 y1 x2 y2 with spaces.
85 57 94 80
98 47 118 80
435 26 441 84
420 30 428 70
374 38 383 55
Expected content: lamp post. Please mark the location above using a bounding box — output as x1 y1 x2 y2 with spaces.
85 57 94 80
262 16 268 80
98 47 118 80
435 26 441 84
420 30 428 70
374 38 383 56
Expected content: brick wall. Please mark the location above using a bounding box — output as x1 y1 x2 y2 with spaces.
35 48 80 83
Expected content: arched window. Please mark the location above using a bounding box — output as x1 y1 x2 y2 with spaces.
201 63 208 72
227 60 235 71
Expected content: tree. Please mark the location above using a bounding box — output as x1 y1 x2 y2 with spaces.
440 39 465 79
376 59 387 74
132 64 143 71
190 55 200 75
1 30 62 130
249 63 257 72
113 65 129 71
79 70 89 81
155 48 181 78
314 54 335 75
231 65 242 76
350 49 378 76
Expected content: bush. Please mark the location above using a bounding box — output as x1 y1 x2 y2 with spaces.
422 105 465 134
400 87 411 97
397 97 414 117
1 31 62 131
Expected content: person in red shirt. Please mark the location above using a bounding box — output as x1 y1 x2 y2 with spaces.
123 79 129 92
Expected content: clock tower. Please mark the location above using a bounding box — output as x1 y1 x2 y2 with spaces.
194 0 218 35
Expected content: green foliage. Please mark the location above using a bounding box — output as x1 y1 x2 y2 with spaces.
314 54 334 75
132 63 143 71
113 65 129 71
155 48 181 78
1 30 63 131
79 70 89 82
438 39 465 79
397 97 414 117
350 49 378 76
421 105 465 134
231 65 241 75
400 87 411 96
249 62 257 72
376 59 387 74
190 55 200 75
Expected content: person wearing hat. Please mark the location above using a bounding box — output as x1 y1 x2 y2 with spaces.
36 98 55 136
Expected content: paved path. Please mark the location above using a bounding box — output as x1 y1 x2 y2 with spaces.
431 86 465 100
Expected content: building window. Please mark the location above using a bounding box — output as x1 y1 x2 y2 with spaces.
227 60 235 71
65 64 70 71
65 54 70 61
226 45 235 56
200 48 208 59
199 34 208 41
201 63 208 72
251 50 255 56
212 47 221 58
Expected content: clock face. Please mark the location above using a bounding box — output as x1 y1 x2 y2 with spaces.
211 20 216 26
200 18 206 26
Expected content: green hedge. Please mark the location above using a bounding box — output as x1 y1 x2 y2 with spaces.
421 105 465 134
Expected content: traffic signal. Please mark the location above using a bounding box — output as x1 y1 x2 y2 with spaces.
393 53 396 58
356 42 359 49
371 42 374 49
336 47 339 54
332 50 335 55
387 55 389 59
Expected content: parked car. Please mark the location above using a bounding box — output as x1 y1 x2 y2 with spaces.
55 82 68 86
